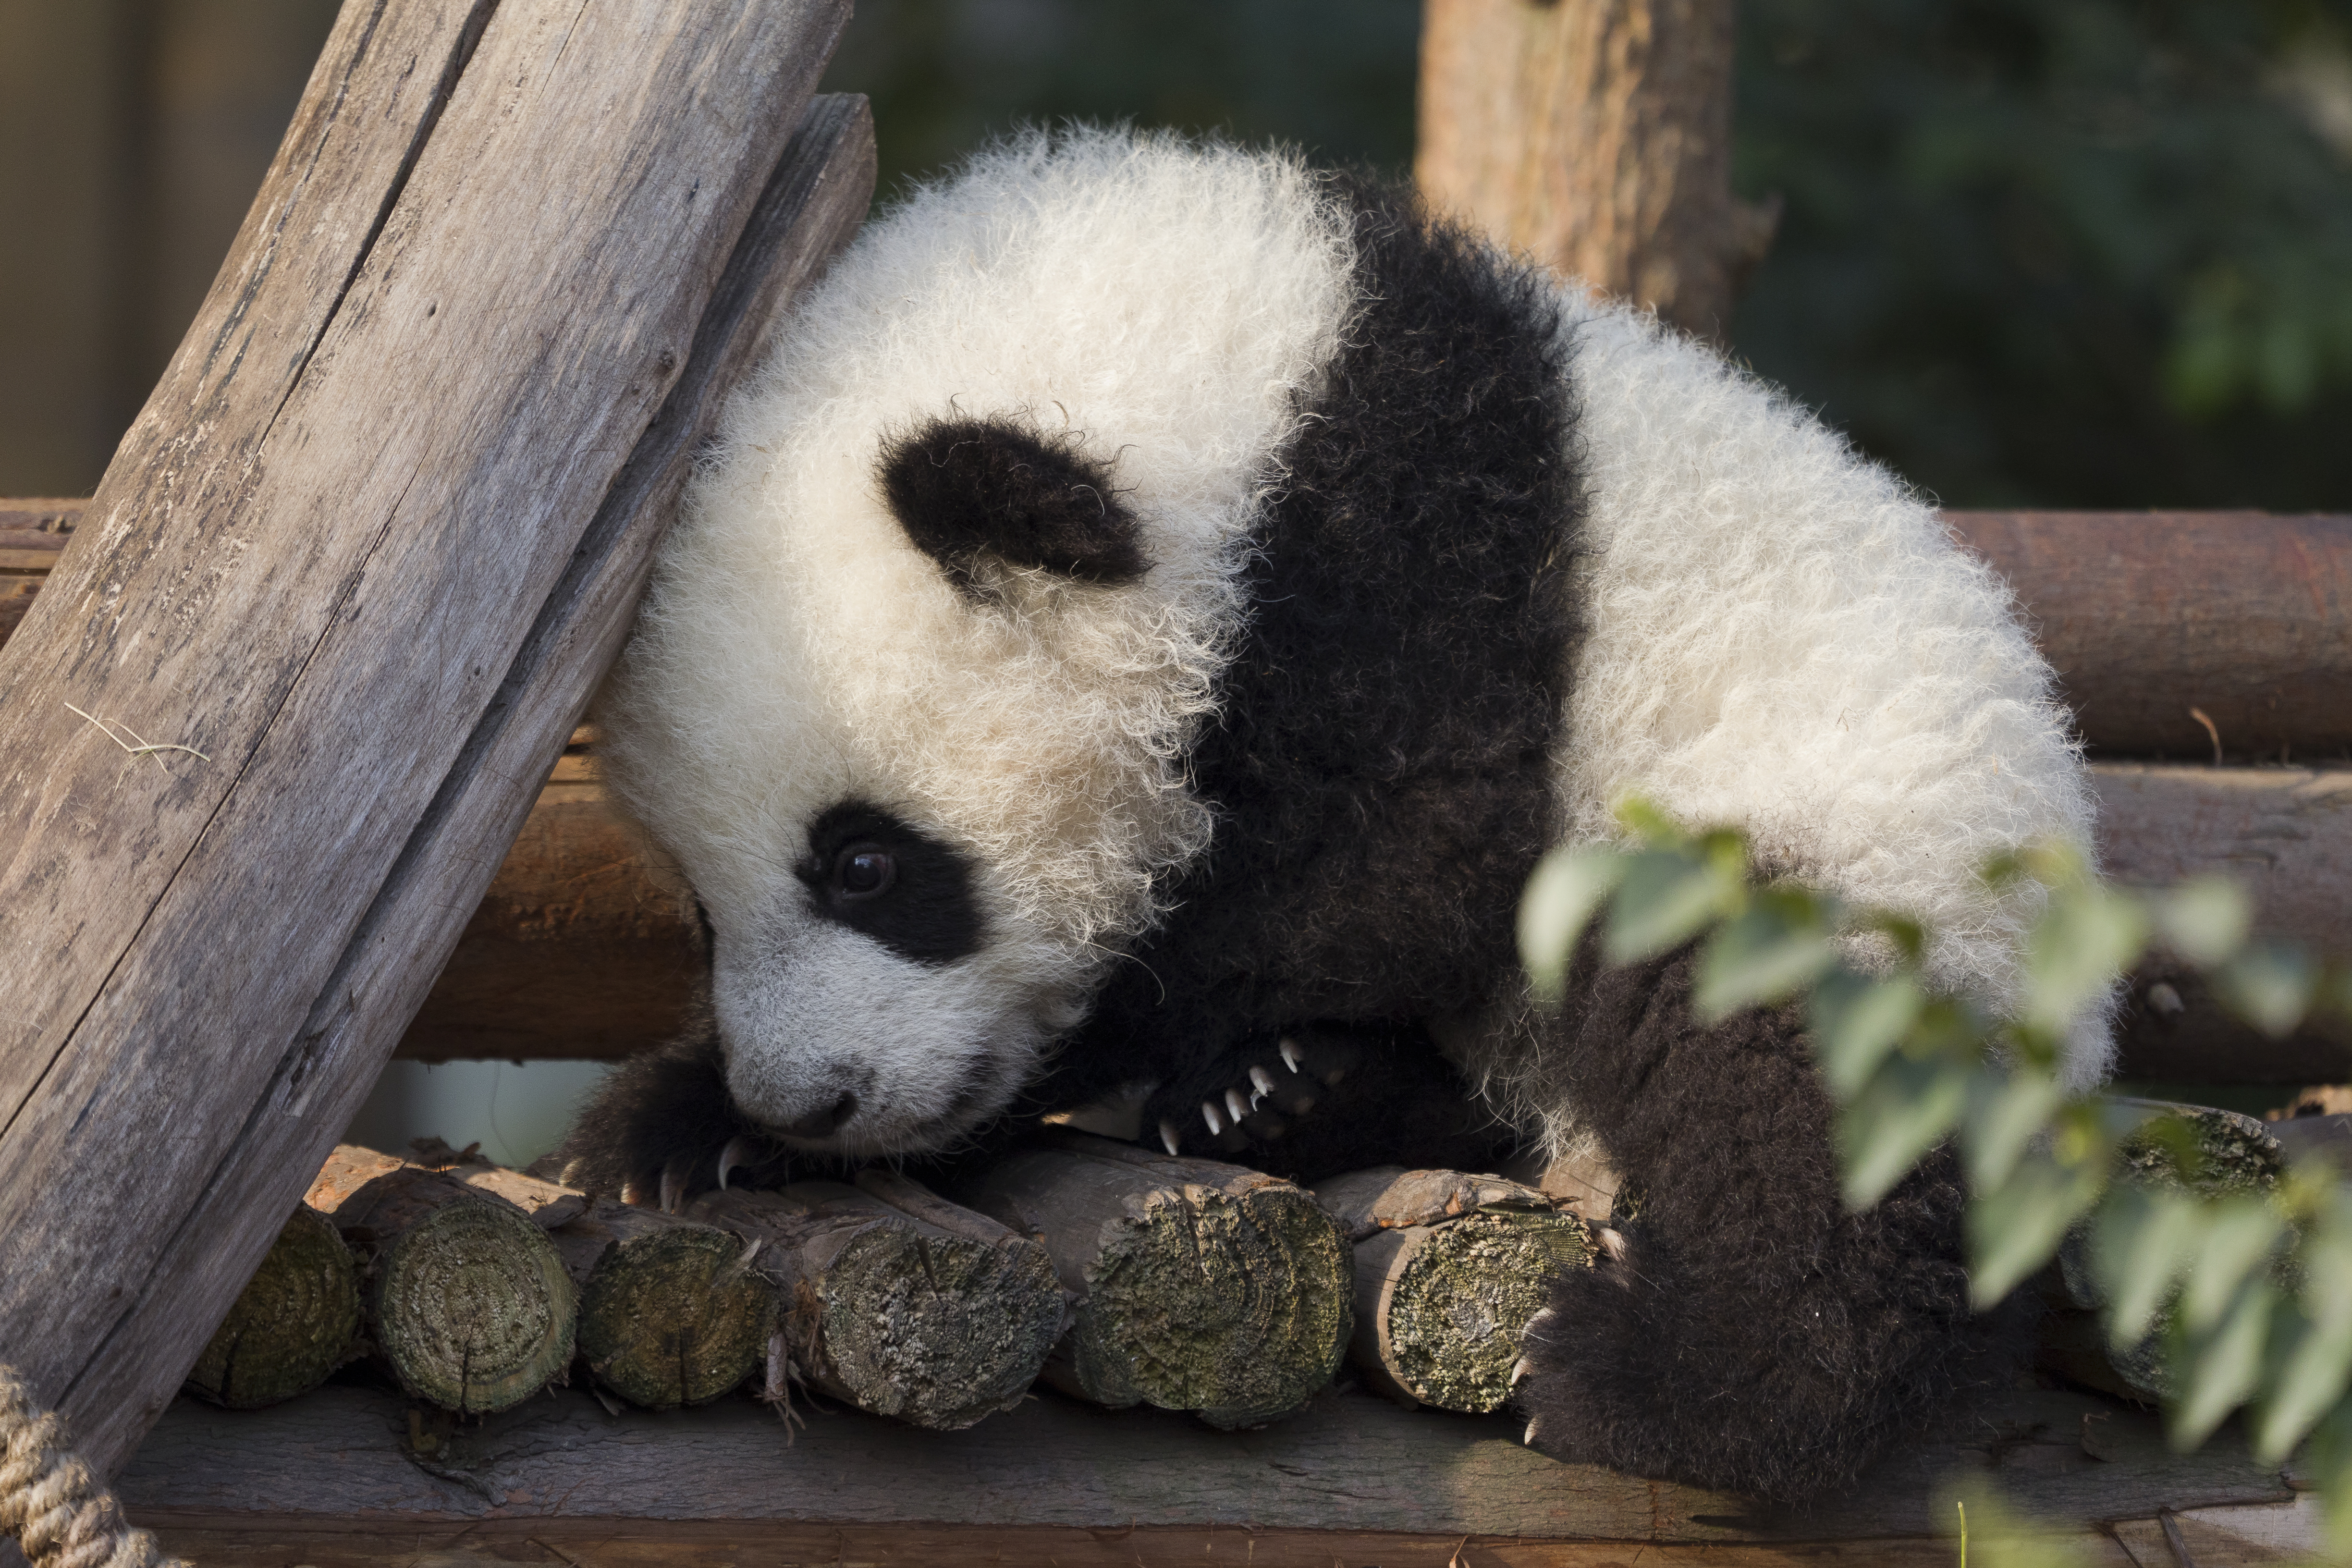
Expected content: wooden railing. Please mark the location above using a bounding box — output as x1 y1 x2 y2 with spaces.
8 500 2347 1079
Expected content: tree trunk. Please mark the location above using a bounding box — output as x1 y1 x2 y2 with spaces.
1315 1167 1589 1413
181 1204 359 1411
955 1133 1353 1430
306 1147 576 1417
1417 0 1761 337
685 1172 1066 1431
0 0 866 1464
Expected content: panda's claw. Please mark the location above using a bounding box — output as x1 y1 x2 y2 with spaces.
1278 1037 1303 1073
1510 1355 1534 1387
1201 1099 1225 1136
717 1136 759 1192
1249 1066 1278 1100
1223 1087 1250 1125
1159 1119 1182 1157
659 1159 691 1215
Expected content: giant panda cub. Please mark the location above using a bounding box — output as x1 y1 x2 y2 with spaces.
560 128 2107 1502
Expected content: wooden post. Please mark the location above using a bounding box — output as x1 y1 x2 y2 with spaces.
0 0 870 1472
1417 0 1768 337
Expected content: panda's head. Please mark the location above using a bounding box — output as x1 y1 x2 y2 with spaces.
594 129 1356 1158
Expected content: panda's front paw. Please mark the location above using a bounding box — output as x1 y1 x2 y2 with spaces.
1139 1023 1510 1182
552 1026 794 1209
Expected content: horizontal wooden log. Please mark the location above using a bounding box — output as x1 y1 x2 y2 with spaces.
115 1375 2309 1562
684 1170 1066 1430
957 1133 1352 1429
1945 509 2352 760
1317 1167 1589 1413
181 1205 358 1411
453 1160 773 1411
306 1146 577 1417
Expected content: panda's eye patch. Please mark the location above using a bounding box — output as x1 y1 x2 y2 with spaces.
832 844 895 900
796 800 983 965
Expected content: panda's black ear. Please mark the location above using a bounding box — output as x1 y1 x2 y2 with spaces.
877 416 1150 592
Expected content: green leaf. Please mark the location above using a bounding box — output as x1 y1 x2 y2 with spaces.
2180 1198 2287 1333
2307 1402 2352 1559
1970 1151 2104 1309
2217 943 2318 1039
1694 894 1837 1022
1811 971 1929 1100
2173 1280 2276 1450
2023 884 2148 1035
1603 846 1739 965
1838 1052 1971 1211
1962 1070 2066 1193
2252 1299 2352 1461
1518 847 1628 1006
2151 878 2252 968
2090 1185 2203 1347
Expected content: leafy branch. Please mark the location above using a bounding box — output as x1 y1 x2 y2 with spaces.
1519 801 2352 1551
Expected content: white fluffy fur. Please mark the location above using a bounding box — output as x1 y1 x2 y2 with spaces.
600 129 2111 1158
1456 294 2113 1157
598 129 1355 1151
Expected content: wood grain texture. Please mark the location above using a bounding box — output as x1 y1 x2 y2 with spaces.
1946 510 2352 761
0 0 863 1473
1417 0 1756 337
112 1378 2291 1552
397 780 706 1060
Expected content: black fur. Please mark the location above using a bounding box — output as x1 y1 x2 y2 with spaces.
1032 173 1578 1158
878 415 1151 592
1513 942 1996 1505
554 1018 800 1198
796 799 986 965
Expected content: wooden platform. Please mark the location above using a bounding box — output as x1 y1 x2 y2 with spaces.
118 1379 2320 1565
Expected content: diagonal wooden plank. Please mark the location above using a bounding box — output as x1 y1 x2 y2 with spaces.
0 0 856 1474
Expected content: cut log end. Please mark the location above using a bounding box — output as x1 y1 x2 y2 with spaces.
368 1193 578 1416
1356 1210 1588 1414
183 1204 359 1410
1068 1178 1351 1430
578 1226 773 1410
801 1223 1065 1430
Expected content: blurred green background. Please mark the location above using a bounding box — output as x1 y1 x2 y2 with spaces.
3 0 2347 507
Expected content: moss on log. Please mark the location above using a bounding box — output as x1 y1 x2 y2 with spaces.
307 1146 576 1415
687 1171 1064 1431
957 1133 1351 1430
1315 1167 1588 1413
183 1203 360 1409
459 1162 772 1410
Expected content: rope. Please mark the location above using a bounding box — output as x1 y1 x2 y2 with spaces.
0 1367 184 1568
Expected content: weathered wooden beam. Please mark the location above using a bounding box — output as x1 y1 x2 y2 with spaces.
114 1376 2313 1563
1945 509 2352 761
0 0 868 1470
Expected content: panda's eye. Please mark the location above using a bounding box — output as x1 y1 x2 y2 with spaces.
832 843 896 900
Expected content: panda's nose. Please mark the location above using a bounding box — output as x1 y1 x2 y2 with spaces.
778 1091 858 1139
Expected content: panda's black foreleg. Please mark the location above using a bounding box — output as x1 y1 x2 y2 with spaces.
1137 1022 1514 1183
551 1019 800 1207
1513 946 1995 1505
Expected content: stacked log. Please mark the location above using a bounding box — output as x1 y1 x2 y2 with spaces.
686 1171 1066 1430
1315 1168 1590 1414
956 1132 1352 1430
182 1205 359 1410
306 1147 577 1416
450 1161 773 1411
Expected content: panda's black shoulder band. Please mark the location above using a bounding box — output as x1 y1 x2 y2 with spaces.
878 415 1151 591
